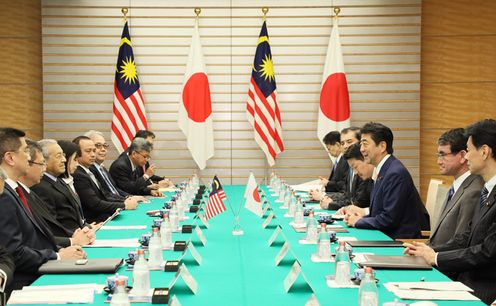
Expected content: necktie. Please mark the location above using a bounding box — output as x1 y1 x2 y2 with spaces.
15 186 32 214
88 171 102 189
480 187 489 209
100 166 119 195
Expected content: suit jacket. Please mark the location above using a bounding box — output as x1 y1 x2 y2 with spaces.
355 155 429 239
119 151 163 183
428 174 484 248
31 175 85 233
73 166 125 223
325 156 349 193
327 176 373 210
26 189 72 248
109 153 152 195
0 185 57 292
0 245 14 294
434 186 496 304
90 164 128 197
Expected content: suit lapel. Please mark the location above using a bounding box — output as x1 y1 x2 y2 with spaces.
469 188 496 242
370 156 395 211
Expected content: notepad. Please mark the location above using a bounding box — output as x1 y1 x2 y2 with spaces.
100 225 147 230
9 284 98 304
384 282 479 301
84 238 140 248
359 255 432 270
346 240 404 247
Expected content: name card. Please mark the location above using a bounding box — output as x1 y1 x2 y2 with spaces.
197 213 209 229
262 212 275 229
194 225 207 246
283 260 302 292
179 242 202 266
275 241 290 266
305 294 320 306
268 225 283 247
168 264 198 294
169 295 181 306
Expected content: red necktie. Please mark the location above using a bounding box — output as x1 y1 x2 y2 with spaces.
15 186 32 214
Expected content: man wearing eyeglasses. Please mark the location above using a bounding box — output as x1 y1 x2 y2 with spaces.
110 137 163 196
0 168 15 306
31 139 86 233
427 128 483 248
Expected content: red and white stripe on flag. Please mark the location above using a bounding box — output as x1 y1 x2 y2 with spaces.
205 189 226 220
111 87 148 153
317 17 350 147
247 81 284 167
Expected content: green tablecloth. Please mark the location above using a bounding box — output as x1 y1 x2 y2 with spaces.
27 185 484 306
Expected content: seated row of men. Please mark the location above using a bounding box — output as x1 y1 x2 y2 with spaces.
0 128 172 297
311 121 496 304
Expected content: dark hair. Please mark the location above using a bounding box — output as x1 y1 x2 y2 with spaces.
343 142 364 161
129 137 153 154
322 131 341 146
360 122 394 154
72 135 92 157
341 126 361 141
438 128 467 154
134 130 155 140
58 140 79 178
26 139 42 161
0 127 26 161
465 119 496 159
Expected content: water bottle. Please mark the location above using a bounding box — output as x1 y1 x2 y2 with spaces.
269 172 275 188
132 249 150 296
176 194 185 221
359 267 378 306
288 192 297 216
278 182 286 201
317 223 331 259
294 198 304 225
282 186 292 208
148 227 163 269
169 203 179 231
305 211 319 243
335 241 351 285
160 216 173 248
110 279 130 306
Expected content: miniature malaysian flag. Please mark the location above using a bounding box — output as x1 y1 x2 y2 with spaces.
205 176 227 220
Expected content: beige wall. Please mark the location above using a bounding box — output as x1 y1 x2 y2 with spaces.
0 0 43 139
419 0 496 199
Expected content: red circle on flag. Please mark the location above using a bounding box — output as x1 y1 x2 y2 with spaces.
319 73 350 121
253 189 260 202
182 72 212 123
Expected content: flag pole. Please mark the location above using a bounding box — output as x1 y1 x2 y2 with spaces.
121 7 128 22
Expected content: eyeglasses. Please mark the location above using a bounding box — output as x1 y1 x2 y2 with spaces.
436 152 456 160
29 160 46 167
95 143 109 149
136 151 151 161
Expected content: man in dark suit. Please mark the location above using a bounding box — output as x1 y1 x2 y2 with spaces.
344 122 429 239
321 143 373 210
0 169 15 306
405 119 496 304
428 128 484 248
316 131 349 193
31 139 86 233
130 130 167 184
110 137 164 196
0 128 85 292
72 136 138 223
19 140 94 248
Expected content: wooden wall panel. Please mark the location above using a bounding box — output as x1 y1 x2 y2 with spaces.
420 0 496 200
42 0 420 185
0 0 43 139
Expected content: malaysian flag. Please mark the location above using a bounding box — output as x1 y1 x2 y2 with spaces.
111 22 148 153
205 176 227 220
246 21 284 167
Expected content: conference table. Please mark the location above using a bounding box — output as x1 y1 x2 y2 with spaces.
29 185 485 306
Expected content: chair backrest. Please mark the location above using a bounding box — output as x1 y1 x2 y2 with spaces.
425 179 445 227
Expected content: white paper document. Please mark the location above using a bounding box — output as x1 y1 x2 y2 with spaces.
9 285 96 304
84 238 140 248
291 179 322 192
100 225 147 230
384 282 479 301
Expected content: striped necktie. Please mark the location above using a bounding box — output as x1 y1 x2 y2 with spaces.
480 187 489 209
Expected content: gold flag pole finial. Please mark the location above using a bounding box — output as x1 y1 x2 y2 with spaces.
121 7 128 22
333 7 341 18
262 7 269 21
194 7 201 18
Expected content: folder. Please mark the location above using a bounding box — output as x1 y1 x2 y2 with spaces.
359 255 432 270
38 258 123 274
346 240 404 247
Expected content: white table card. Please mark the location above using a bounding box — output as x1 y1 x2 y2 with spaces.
283 260 302 292
275 241 290 266
197 213 209 229
268 225 283 247
194 225 207 246
262 212 275 229
168 264 198 294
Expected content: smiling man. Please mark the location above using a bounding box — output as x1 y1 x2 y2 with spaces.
427 128 484 248
344 122 429 239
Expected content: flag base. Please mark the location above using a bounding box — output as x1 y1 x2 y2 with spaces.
232 228 244 236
